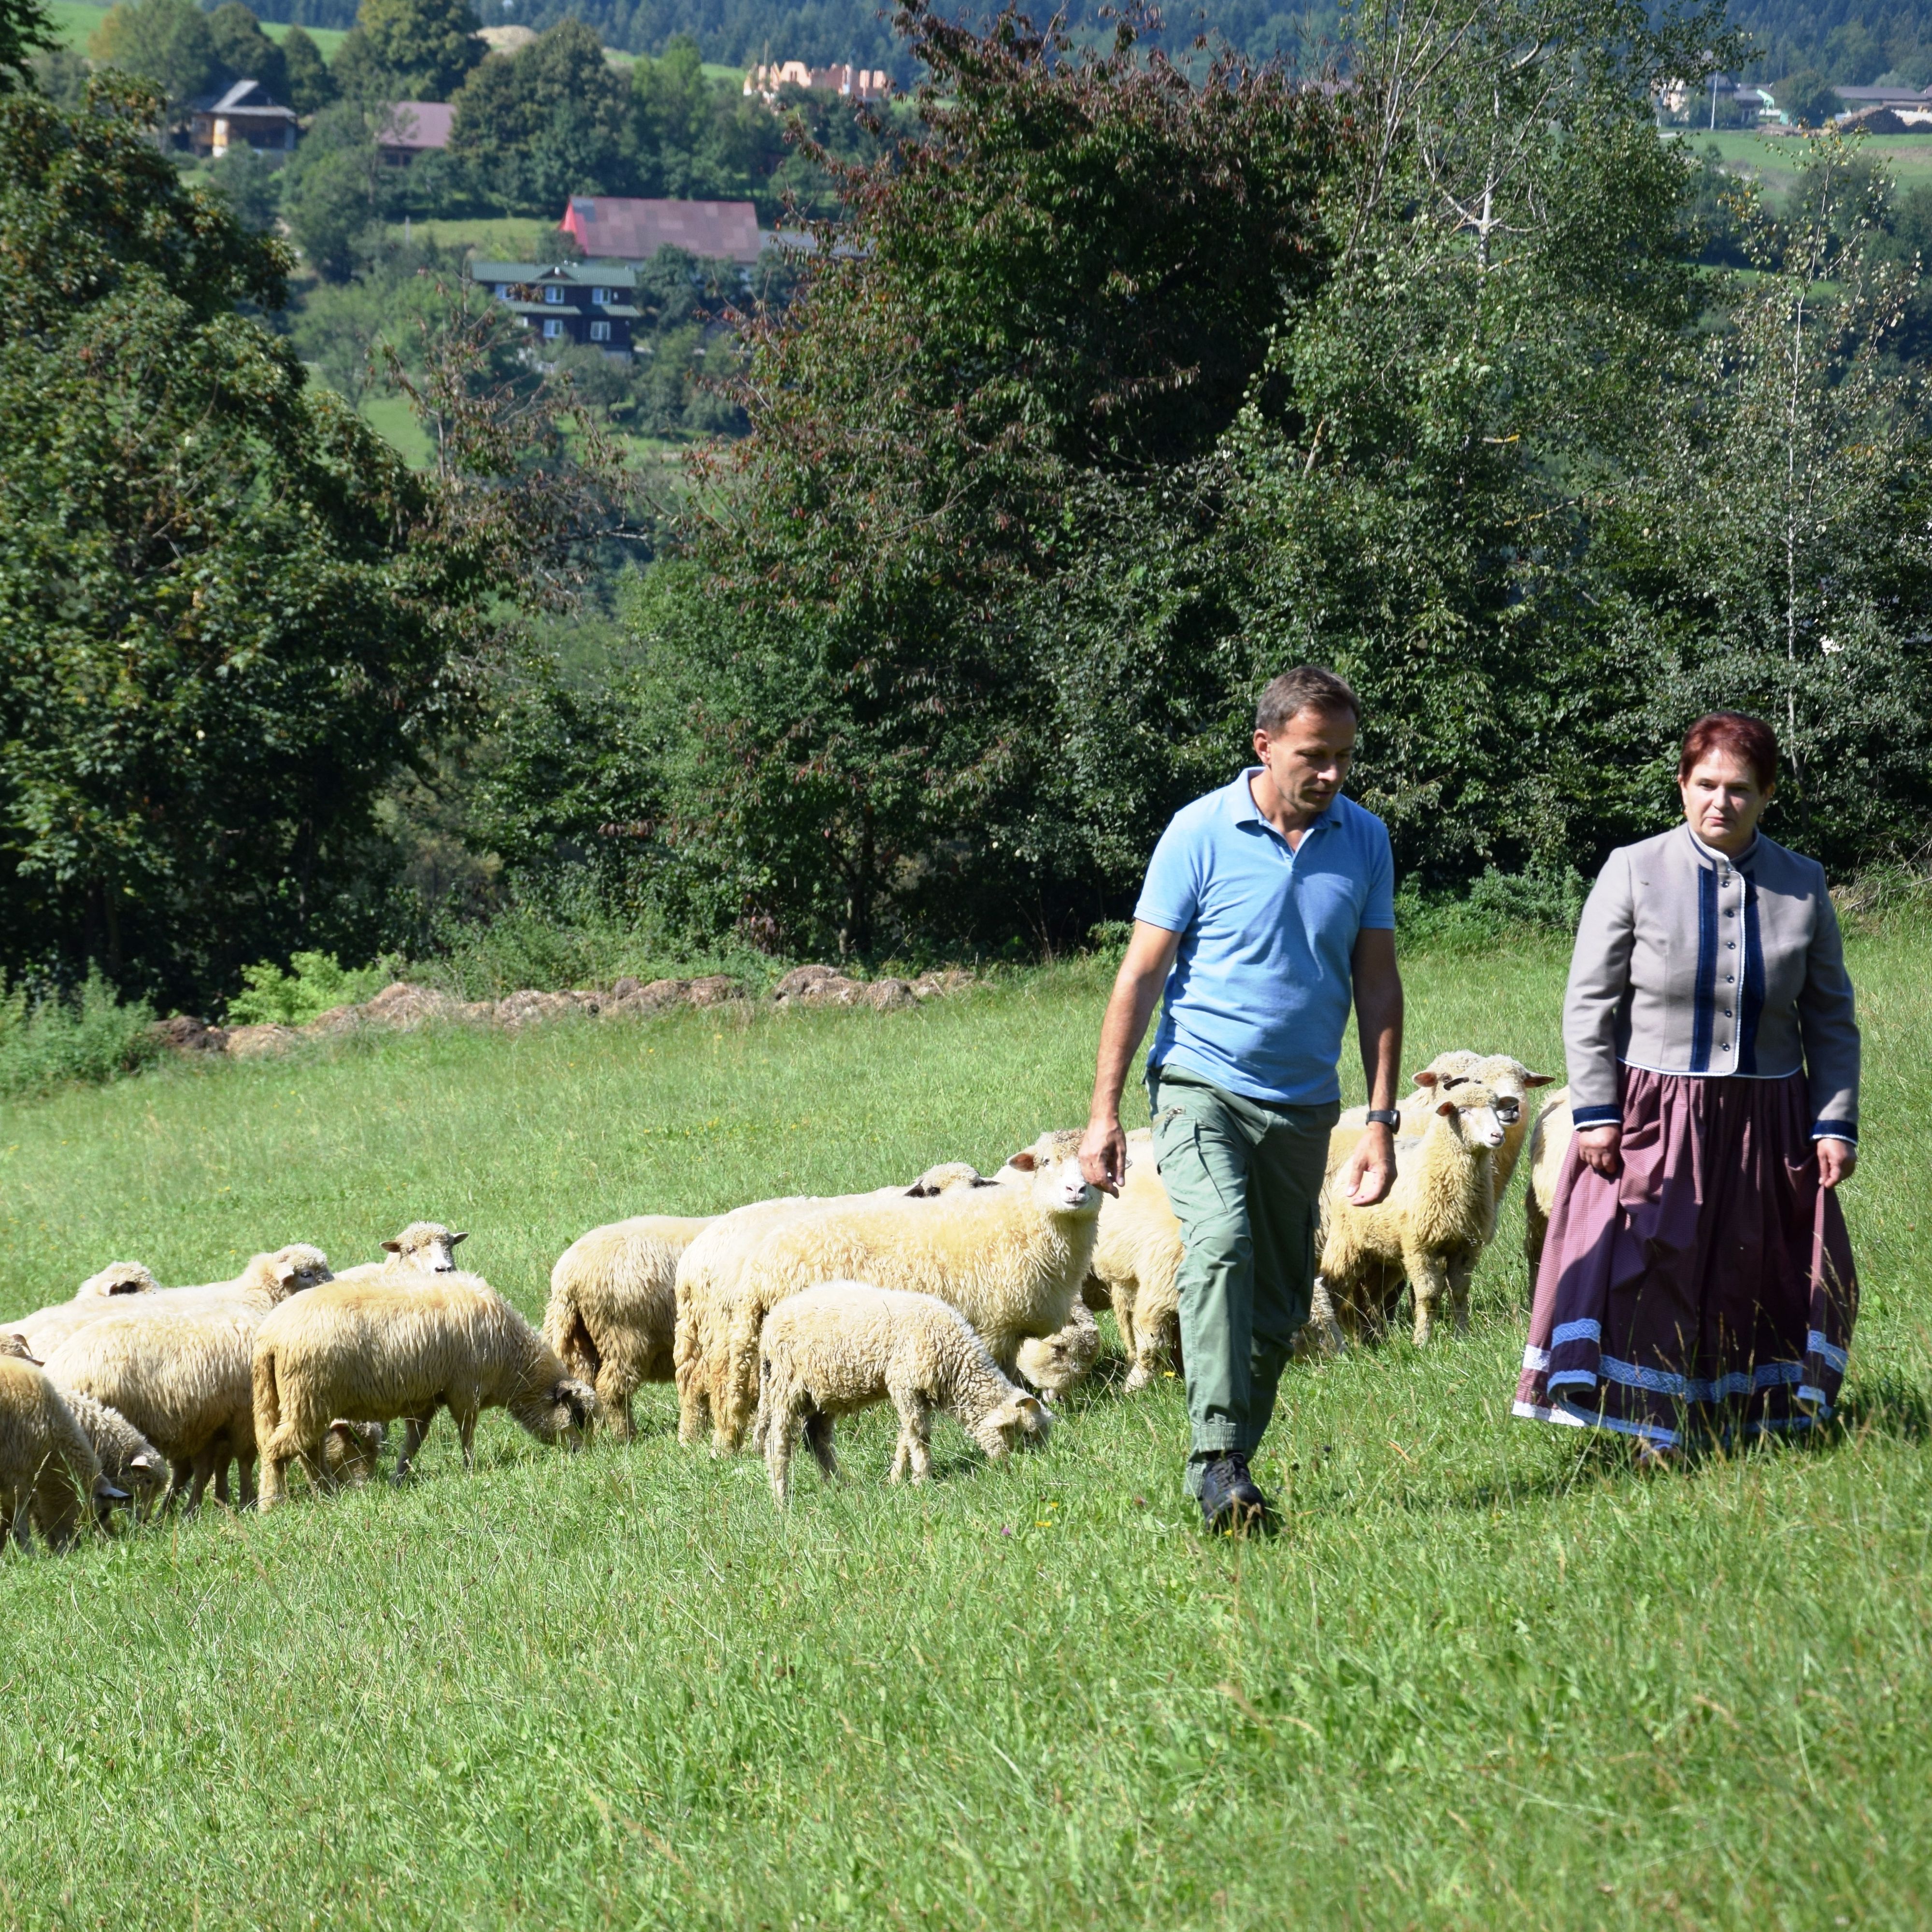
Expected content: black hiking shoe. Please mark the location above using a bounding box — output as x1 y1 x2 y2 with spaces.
1197 1453 1271 1536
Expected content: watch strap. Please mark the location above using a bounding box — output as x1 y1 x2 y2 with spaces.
1365 1107 1401 1128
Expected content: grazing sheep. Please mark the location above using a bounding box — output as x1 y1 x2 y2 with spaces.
253 1274 596 1506
718 1139 1100 1451
6 1259 161 1358
0 1359 123 1551
753 1282 1052 1504
1015 1300 1102 1403
543 1214 716 1440
327 1222 469 1287
320 1419 387 1489
34 1245 330 1510
53 1386 168 1520
1317 1081 1509 1346
1085 1128 1186 1394
1522 1086 1574 1289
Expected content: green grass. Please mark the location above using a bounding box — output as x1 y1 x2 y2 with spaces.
3 935 1930 1927
1672 126 1932 199
47 1 346 60
261 18 346 59
384 217 569 262
358 394 435 468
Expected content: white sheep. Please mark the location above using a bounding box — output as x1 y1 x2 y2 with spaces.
5 1259 161 1358
252 1274 595 1505
752 1282 1052 1504
75 1261 161 1300
1521 1086 1574 1288
53 1386 168 1520
1329 1052 1552 1195
37 1245 332 1510
0 1358 123 1550
327 1222 469 1287
1083 1128 1186 1393
718 1138 1100 1451
673 1168 992 1453
1317 1081 1509 1346
1015 1300 1102 1403
543 1214 716 1440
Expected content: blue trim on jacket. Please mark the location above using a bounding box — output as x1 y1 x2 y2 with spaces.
1739 872 1766 1075
1689 863 1717 1073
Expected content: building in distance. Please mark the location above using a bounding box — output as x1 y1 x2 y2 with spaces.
376 102 455 167
744 61 891 105
187 80 299 159
560 197 763 264
471 261 644 355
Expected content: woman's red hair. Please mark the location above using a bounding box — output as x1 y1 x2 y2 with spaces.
1679 712 1778 790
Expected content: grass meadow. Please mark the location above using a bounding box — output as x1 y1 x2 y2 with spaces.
2 931 1930 1928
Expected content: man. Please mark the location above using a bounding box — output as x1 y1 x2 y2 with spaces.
1077 667 1405 1533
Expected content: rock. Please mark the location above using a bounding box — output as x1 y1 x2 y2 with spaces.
685 975 744 1007
864 977 917 1011
611 976 642 1001
226 1023 296 1059
152 1014 228 1055
771 963 843 1003
300 1004 363 1038
911 969 973 1000
494 988 587 1027
359 983 460 1030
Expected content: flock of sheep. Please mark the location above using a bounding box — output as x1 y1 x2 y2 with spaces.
0 1049 1577 1545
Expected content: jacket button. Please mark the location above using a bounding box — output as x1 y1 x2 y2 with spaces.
1724 1010 1732 1019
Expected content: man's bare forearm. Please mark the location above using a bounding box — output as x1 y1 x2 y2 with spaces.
1088 973 1164 1128
1352 929 1404 1112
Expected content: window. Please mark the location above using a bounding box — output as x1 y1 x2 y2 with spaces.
494 284 510 299
589 319 611 343
544 285 564 304
541 317 562 339
590 286 608 305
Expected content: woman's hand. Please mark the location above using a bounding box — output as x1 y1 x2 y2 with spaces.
1576 1124 1622 1179
1817 1138 1857 1188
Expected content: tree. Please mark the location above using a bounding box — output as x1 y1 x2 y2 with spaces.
1776 68 1840 129
281 24 338 114
206 141 283 229
1 0 54 92
90 0 219 112
281 100 388 280
447 19 631 213
206 1 286 95
332 0 483 103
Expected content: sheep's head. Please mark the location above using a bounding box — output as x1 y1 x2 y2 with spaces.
1002 1135 1099 1219
514 1376 598 1448
904 1162 998 1198
1428 1081 1507 1150
1016 1319 1101 1396
121 1450 168 1515
381 1222 467 1274
76 1261 159 1300
258 1245 334 1302
973 1391 1052 1459
0 1333 39 1363
90 1472 131 1522
1415 1054 1552 1117
322 1419 386 1487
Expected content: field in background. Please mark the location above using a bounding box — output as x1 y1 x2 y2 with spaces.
386 216 569 260
46 0 348 59
1673 126 1932 198
3 934 1930 1926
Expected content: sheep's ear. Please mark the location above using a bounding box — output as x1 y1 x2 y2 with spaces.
382 1240 402 1255
1016 1394 1042 1415
450 1231 468 1245
1411 1070 1438 1088
1523 1072 1554 1088
274 1261 299 1285
1007 1151 1038 1173
130 1454 155 1473
1435 1095 1459 1116
905 1182 935 1198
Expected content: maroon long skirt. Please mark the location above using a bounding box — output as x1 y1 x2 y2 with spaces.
1515 1067 1858 1448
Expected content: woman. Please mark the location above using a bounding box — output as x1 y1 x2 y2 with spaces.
1516 712 1860 1454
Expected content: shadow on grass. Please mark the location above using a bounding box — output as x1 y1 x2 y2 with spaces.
1829 1373 1932 1444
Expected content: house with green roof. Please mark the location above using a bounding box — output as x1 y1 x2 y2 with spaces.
469 262 643 356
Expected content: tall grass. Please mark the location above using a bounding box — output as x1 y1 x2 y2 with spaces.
0 932 1927 1928
0 969 157 1100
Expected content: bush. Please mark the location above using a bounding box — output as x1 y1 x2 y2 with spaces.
225 951 391 1027
1392 861 1590 954
0 972 160 1100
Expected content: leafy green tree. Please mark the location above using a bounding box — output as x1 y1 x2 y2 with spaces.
281 100 388 280
280 24 338 113
206 1 286 94
447 19 631 213
90 0 219 112
28 43 90 107
206 140 283 229
1 0 54 92
1776 69 1840 129
332 0 482 103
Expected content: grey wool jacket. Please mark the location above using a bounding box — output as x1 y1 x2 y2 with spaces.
1563 823 1860 1142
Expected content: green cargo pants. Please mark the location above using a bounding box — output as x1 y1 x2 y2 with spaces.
1147 1063 1338 1498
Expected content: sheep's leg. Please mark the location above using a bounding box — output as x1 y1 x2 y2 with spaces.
1306 1273 1349 1356
1445 1245 1476 1334
236 1454 258 1508
594 1362 636 1443
765 1401 803 1506
258 1443 291 1509
1406 1250 1451 1347
456 1410 479 1473
803 1409 839 1485
396 1412 434 1480
7 1491 29 1552
889 1392 934 1485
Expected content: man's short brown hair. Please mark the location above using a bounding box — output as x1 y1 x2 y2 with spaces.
1255 667 1360 736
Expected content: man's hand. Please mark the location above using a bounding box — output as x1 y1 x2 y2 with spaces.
1079 1117 1129 1197
1338 1122 1395 1206
1576 1124 1621 1179
1818 1137 1857 1188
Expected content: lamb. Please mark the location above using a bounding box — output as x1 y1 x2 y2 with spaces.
718 1139 1100 1451
543 1214 716 1440
1084 1128 1186 1393
0 1358 124 1551
1015 1301 1102 1403
752 1282 1052 1504
1316 1080 1509 1346
1521 1086 1574 1289
327 1221 469 1287
5 1259 162 1358
37 1246 333 1510
76 1261 161 1300
1329 1052 1552 1196
52 1387 168 1520
252 1274 596 1506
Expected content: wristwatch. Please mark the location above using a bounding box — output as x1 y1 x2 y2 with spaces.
1364 1108 1401 1128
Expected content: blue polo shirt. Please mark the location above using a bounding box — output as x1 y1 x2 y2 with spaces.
1135 772 1395 1106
